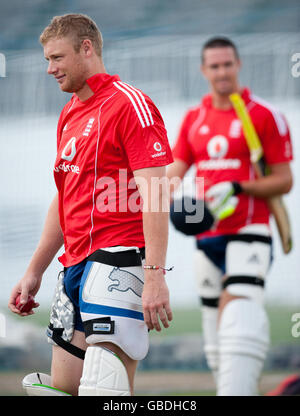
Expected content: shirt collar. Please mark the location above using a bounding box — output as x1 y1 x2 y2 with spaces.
85 73 121 94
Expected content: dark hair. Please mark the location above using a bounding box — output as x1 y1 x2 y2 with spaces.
201 37 239 63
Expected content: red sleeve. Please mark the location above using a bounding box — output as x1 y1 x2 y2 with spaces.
172 111 195 167
258 109 293 165
118 96 173 171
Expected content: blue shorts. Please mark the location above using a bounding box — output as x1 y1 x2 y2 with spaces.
63 259 88 332
196 234 273 274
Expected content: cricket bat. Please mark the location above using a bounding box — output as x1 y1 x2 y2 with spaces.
229 93 292 254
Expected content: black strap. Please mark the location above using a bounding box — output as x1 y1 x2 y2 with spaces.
48 325 86 360
228 234 272 245
200 297 219 308
83 317 115 337
223 275 265 289
87 247 145 267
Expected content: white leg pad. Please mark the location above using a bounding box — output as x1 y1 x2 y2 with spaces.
195 250 222 383
78 346 130 396
202 305 219 382
22 373 71 396
218 298 270 396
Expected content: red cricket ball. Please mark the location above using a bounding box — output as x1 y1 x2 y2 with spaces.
16 294 36 313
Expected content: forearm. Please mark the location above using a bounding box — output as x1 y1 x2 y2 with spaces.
133 165 172 331
26 193 64 276
241 174 292 199
143 209 169 267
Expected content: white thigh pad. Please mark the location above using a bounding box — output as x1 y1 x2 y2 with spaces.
194 249 222 299
78 346 130 396
46 270 75 345
225 233 271 303
226 239 271 278
80 260 149 361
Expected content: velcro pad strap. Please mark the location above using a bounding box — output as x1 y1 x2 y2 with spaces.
200 297 219 308
223 275 265 289
83 317 115 337
47 324 85 360
228 234 272 244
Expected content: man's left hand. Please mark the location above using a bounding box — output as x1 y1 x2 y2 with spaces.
206 181 242 220
142 270 173 332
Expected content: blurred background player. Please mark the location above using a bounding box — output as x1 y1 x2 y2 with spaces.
167 37 293 396
8 13 173 396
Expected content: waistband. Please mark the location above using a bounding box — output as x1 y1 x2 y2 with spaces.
87 247 145 267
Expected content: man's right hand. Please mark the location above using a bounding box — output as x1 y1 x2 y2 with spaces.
8 274 41 316
8 193 62 317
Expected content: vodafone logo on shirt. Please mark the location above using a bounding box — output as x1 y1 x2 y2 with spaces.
198 135 241 170
151 141 166 158
62 137 77 161
54 137 80 174
207 135 228 158
154 142 162 152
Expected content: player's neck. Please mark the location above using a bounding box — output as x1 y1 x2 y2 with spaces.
211 86 242 110
76 61 107 102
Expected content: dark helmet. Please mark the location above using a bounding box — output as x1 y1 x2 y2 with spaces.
170 196 214 236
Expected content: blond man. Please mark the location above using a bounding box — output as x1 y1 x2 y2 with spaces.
9 14 173 396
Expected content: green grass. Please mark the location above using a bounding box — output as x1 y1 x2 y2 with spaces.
11 304 298 346
10 308 50 328
150 305 299 346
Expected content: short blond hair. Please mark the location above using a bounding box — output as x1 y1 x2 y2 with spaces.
40 14 103 57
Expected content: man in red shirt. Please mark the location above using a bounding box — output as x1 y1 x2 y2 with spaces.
168 37 293 395
8 14 173 396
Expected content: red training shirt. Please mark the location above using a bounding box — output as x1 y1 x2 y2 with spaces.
54 73 173 267
172 88 293 239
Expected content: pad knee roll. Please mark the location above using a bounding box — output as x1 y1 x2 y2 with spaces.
78 346 130 396
22 373 71 396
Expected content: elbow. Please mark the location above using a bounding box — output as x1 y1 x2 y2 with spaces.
282 175 293 194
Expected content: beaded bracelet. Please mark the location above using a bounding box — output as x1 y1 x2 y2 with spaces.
143 265 174 272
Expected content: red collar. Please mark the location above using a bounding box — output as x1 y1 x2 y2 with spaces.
86 73 121 94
